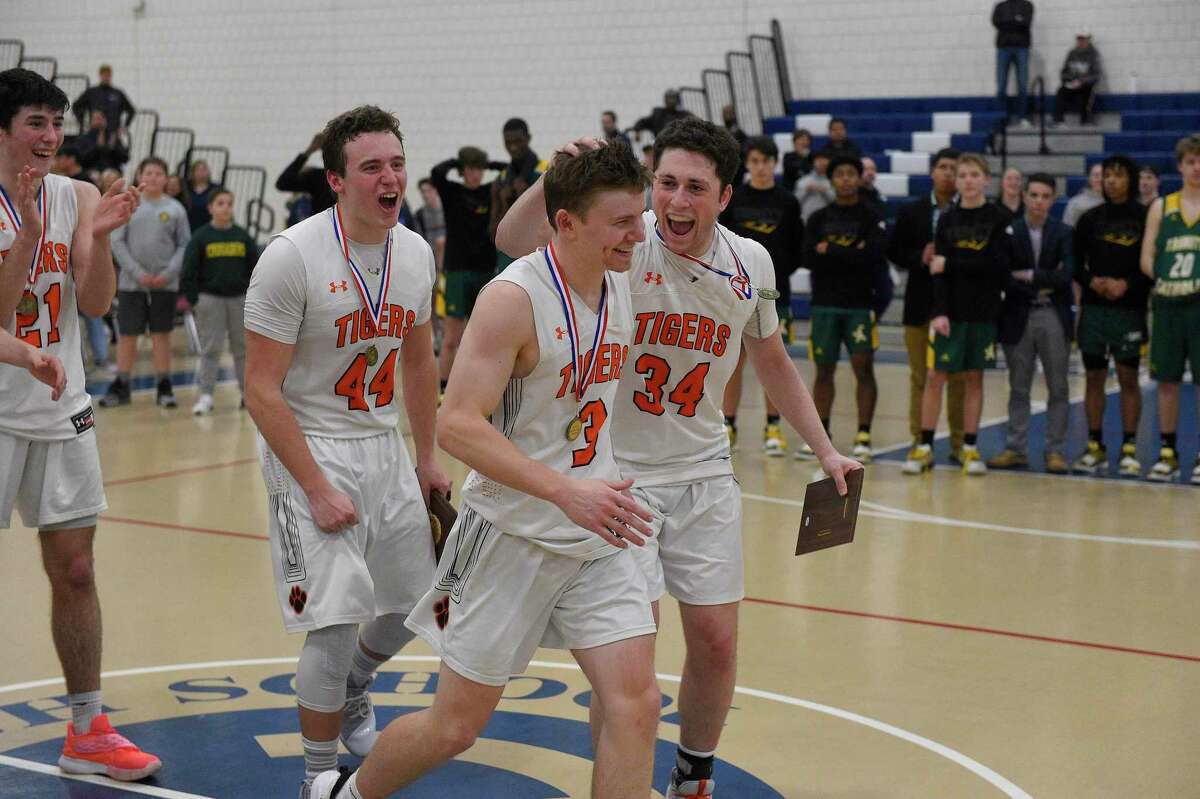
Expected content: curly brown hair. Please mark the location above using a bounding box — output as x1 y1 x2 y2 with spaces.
651 117 741 189
320 105 404 177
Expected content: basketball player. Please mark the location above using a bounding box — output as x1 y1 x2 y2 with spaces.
496 118 860 798
0 68 158 782
1141 134 1200 484
311 142 660 799
242 106 450 798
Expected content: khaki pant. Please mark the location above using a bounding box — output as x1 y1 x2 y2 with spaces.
904 324 965 451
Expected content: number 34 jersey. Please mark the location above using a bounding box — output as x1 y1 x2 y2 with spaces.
244 210 435 438
612 211 780 487
0 173 89 441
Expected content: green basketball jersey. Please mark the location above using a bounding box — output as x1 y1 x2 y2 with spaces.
1153 191 1200 301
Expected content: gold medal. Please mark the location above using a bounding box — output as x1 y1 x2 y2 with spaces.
365 344 379 366
565 416 583 442
16 293 36 316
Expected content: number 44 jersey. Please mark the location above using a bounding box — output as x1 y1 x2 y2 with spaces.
612 211 780 487
0 173 90 441
244 209 435 438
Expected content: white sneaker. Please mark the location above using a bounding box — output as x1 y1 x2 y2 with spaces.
310 768 353 799
902 444 934 475
960 445 987 476
793 442 816 461
851 431 873 463
191 393 214 416
340 675 378 757
1191 459 1200 486
763 423 787 457
666 768 715 798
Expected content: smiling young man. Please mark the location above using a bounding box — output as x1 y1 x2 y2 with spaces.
242 105 450 798
313 141 661 799
496 117 859 799
0 67 155 783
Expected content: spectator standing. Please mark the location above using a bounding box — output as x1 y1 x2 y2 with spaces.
992 0 1034 126
165 174 189 212
99 157 191 408
631 89 691 136
1063 162 1104 227
888 148 966 458
186 160 219 230
76 110 128 173
431 146 504 392
722 103 749 186
72 64 135 137
795 150 835 223
989 174 1074 473
824 118 862 160
782 128 813 193
1071 155 1149 476
600 109 631 148
491 118 547 268
1139 165 1160 207
718 136 805 452
180 188 258 415
1054 34 1102 126
414 178 445 271
858 156 894 320
997 166 1025 217
276 132 335 214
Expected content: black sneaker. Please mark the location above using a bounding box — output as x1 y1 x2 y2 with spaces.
156 378 177 408
98 378 131 407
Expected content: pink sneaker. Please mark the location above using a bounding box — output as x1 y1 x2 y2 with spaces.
59 714 162 781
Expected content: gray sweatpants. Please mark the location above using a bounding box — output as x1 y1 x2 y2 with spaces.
1002 306 1069 456
193 293 246 396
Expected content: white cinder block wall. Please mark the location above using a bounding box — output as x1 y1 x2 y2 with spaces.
6 0 1198 227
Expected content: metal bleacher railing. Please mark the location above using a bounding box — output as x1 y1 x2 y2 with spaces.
0 39 24 71
19 55 56 81
53 73 89 136
996 75 1051 174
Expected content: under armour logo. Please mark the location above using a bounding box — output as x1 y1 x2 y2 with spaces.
329 281 348 293
644 272 663 285
555 326 566 340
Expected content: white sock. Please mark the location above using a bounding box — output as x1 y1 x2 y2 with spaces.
302 735 338 780
68 691 102 734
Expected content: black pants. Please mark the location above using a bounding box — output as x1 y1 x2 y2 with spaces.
1054 84 1095 123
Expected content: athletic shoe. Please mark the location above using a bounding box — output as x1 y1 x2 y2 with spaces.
666 768 715 798
1191 457 1200 486
311 767 354 798
1072 441 1106 475
192 393 214 416
1147 447 1180 482
960 445 987 476
341 675 379 757
851 431 873 463
156 378 177 408
1045 452 1069 474
763 423 787 457
793 442 816 461
987 449 1028 469
902 444 934 475
1118 442 1141 478
58 714 162 782
98 378 130 408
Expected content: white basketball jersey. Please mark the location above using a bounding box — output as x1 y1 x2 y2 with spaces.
460 251 632 560
0 174 91 441
611 210 779 487
244 209 434 439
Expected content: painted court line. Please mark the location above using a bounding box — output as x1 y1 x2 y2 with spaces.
0 754 211 799
0 657 1032 799
104 457 257 488
741 491 1200 550
101 516 268 543
742 597 1200 664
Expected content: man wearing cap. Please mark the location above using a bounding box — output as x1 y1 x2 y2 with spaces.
1054 33 1103 126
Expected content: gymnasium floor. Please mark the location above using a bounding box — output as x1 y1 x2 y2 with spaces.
0 340 1197 798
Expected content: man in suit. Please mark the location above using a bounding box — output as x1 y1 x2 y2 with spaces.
989 173 1074 472
887 148 965 459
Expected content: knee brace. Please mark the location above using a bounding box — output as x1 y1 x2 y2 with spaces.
296 623 358 713
358 612 416 659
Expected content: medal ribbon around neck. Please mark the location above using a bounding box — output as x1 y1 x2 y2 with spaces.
0 182 48 283
330 205 392 335
653 222 753 299
544 242 609 404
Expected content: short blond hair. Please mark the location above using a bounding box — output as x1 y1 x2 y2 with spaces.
1175 134 1200 164
956 152 991 178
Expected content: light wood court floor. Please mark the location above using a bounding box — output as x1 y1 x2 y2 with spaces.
0 351 1196 798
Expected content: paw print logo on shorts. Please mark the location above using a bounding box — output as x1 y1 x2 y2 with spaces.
288 586 308 614
434 597 450 630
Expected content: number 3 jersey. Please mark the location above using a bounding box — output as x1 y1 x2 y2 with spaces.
244 209 435 438
611 210 779 487
0 173 90 441
459 252 632 560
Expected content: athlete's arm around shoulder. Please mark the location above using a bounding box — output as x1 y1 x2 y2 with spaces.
1140 196 1164 279
438 279 652 548
71 176 140 317
495 138 604 259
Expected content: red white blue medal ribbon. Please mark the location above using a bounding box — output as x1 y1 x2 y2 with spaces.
0 182 47 283
544 242 609 403
330 205 392 334
653 223 753 299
